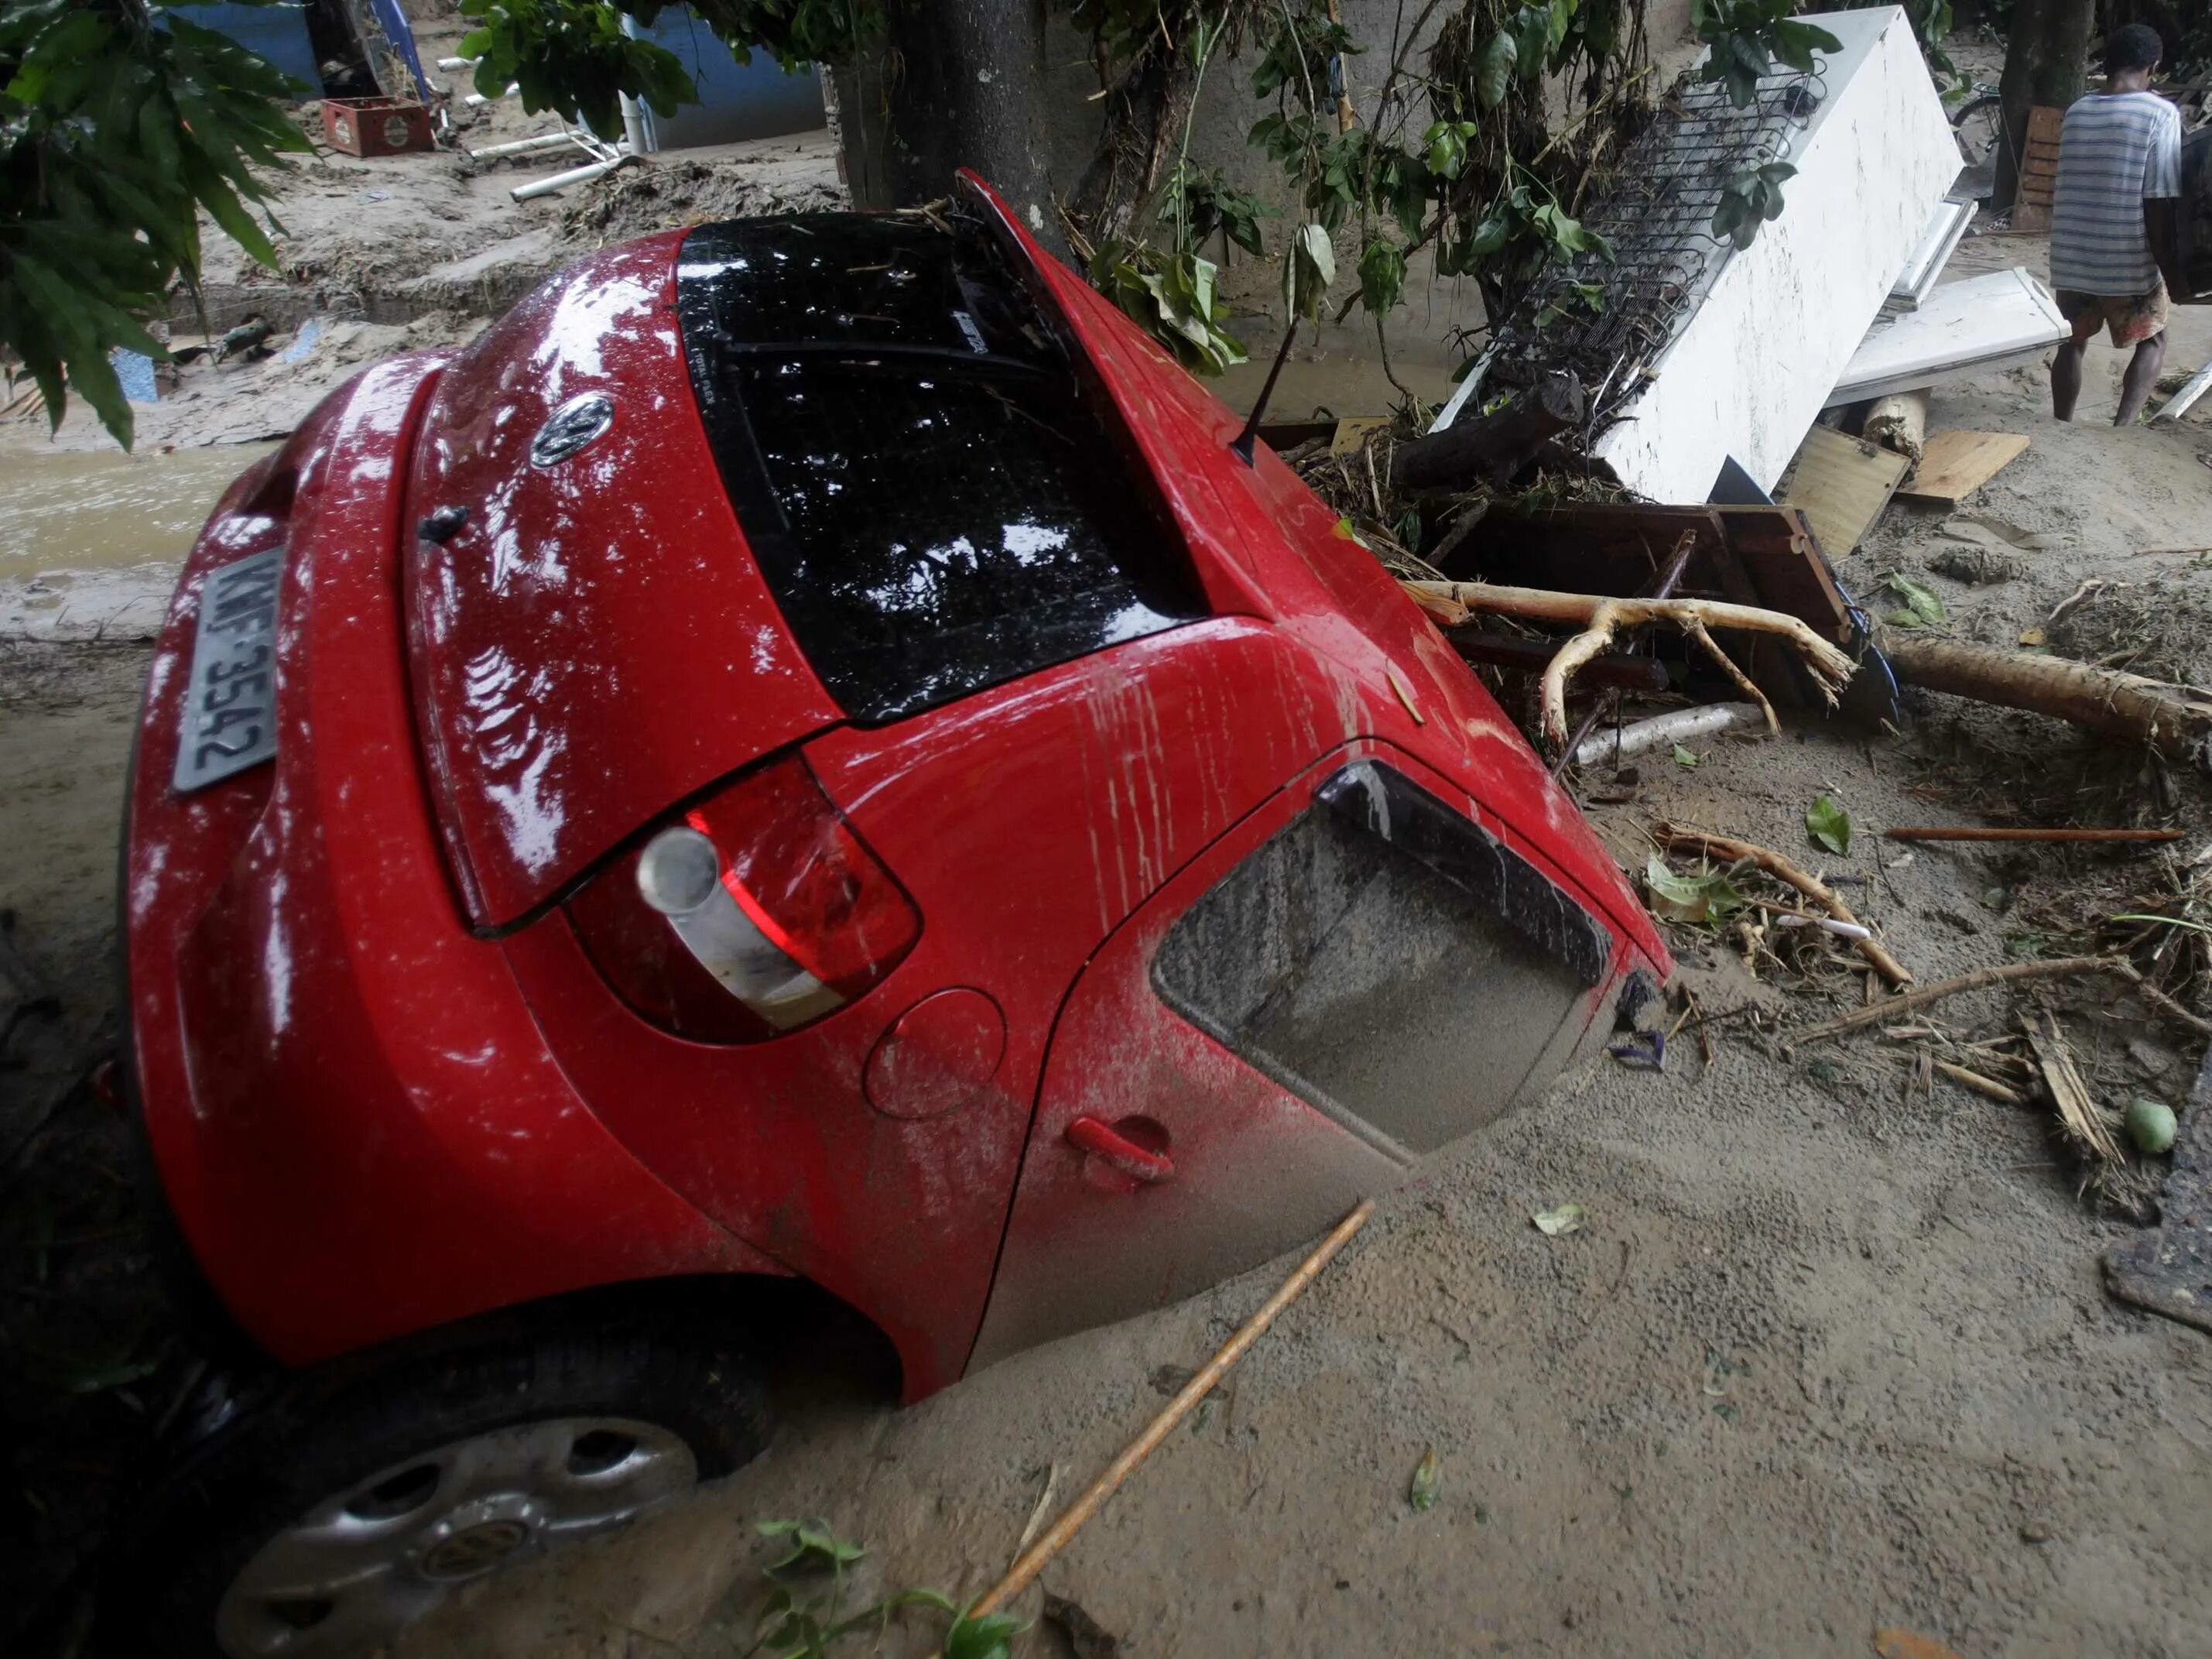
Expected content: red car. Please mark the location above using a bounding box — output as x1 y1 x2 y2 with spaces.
118 174 1669 1656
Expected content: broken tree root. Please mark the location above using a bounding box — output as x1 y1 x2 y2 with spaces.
1407 583 1854 746
1791 954 2212 1044
1656 824 1912 989
1881 634 2212 756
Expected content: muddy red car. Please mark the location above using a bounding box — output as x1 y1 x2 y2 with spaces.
118 175 1669 1655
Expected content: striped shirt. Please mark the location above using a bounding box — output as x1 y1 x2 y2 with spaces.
2049 91 2183 295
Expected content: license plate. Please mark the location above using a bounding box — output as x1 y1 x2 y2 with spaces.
173 547 282 793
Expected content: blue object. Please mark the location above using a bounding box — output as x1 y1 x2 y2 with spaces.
621 8 825 150
280 318 326 365
167 4 321 98
111 348 159 405
362 0 428 100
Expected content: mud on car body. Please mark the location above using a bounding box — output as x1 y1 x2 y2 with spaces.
115 173 1670 1656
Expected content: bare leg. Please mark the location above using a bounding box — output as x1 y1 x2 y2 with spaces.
2052 334 2089 421
2115 330 2167 426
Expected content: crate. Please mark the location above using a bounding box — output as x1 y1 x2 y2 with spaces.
322 97 433 157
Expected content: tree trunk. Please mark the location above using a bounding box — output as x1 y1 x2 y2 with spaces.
1995 0 2097 211
832 0 1060 235
1390 372 1585 490
1066 42 1202 250
1882 634 2212 754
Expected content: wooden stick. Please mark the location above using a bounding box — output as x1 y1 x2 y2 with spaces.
1656 824 1912 988
2113 960 2212 1037
1883 826 2183 844
1933 1059 2028 1105
1682 616 1779 734
964 1200 1375 1623
1792 955 2118 1044
1539 601 1623 746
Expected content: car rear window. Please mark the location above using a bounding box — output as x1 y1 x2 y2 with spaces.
677 214 1204 723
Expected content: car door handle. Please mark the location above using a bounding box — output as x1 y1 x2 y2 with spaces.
1064 1116 1173 1183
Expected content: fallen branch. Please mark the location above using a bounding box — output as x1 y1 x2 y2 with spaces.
1392 372 1584 491
1881 635 2212 756
1539 601 1624 747
2110 958 2212 1037
1453 631 1672 691
1410 584 1855 746
1793 955 2118 1044
1656 824 1912 988
1883 826 2183 844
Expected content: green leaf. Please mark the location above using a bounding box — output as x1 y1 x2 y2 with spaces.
1477 29 1517 108
1805 796 1853 856
944 1609 1022 1659
1643 854 1748 924
1358 238 1406 316
1532 1203 1585 1236
1282 221 1336 320
1673 745 1700 768
1409 1446 1442 1511
1882 573 1947 626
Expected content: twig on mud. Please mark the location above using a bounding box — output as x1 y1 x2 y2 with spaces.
1656 824 1912 989
948 1201 1373 1639
1883 826 2184 844
2112 960 2212 1037
1793 955 2120 1044
1932 1059 2029 1105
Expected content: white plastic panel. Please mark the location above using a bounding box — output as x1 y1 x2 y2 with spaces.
1827 266 2069 404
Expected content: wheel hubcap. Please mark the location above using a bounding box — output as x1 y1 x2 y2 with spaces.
215 1417 697 1658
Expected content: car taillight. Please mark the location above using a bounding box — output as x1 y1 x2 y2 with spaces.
565 754 919 1043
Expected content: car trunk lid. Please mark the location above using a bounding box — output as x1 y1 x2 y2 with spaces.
402 232 842 928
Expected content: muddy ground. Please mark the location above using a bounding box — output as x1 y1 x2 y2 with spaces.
5 42 2212 1655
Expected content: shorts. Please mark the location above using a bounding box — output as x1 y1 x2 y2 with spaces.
2056 283 2169 348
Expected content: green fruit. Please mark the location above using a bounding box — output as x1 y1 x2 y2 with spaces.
2125 1098 2177 1157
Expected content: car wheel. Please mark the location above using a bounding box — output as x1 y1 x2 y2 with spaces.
110 1309 769 1659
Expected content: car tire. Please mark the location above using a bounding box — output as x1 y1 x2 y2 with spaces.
104 1302 769 1659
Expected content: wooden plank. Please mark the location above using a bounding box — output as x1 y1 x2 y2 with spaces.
2017 105 2064 206
1895 430 2031 505
1779 425 1910 557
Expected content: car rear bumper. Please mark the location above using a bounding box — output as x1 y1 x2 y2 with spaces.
125 355 775 1367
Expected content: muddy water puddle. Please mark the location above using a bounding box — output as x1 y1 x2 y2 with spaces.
0 441 275 637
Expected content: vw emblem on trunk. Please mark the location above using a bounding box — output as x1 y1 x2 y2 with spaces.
529 392 615 468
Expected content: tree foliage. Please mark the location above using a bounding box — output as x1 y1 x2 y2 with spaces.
3 0 1862 451
2 0 310 446
455 0 877 138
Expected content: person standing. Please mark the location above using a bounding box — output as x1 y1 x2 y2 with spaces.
2048 22 2186 426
